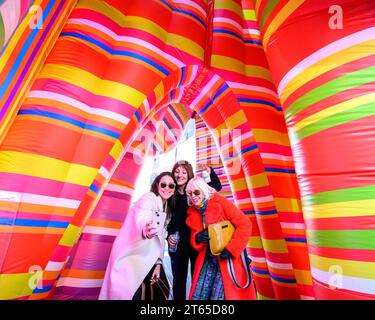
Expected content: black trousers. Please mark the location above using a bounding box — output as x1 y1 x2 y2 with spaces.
132 264 170 300
170 244 198 300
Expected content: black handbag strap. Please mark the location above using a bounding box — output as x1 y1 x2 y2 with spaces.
227 250 252 289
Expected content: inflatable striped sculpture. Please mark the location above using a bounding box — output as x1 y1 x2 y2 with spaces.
0 0 373 300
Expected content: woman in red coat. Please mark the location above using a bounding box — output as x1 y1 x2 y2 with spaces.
185 177 257 300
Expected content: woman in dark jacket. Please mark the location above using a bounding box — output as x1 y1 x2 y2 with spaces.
167 160 222 300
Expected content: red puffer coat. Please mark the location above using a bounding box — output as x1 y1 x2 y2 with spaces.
186 193 257 300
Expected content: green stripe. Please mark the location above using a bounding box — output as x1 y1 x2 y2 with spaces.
286 66 375 121
306 230 375 250
303 185 375 206
296 100 375 140
259 0 279 31
0 14 5 49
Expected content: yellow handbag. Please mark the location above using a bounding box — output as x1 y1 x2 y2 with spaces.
208 220 235 255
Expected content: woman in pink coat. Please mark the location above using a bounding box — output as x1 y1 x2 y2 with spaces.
99 172 176 300
186 177 256 300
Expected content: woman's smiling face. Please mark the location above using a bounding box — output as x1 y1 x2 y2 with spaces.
158 175 175 201
174 166 188 187
186 187 204 206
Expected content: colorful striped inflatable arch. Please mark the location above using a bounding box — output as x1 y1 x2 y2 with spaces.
0 0 374 300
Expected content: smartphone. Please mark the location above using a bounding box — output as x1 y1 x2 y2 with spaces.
150 211 166 236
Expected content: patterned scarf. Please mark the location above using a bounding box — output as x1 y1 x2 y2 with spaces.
195 198 208 214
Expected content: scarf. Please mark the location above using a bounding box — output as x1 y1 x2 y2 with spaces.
195 198 208 215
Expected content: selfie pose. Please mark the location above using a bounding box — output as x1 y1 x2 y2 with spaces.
99 172 176 300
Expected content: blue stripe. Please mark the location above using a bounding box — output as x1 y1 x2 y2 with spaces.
33 285 54 294
224 144 258 161
269 274 297 284
0 218 69 228
90 183 100 194
238 98 283 111
265 167 296 174
199 100 213 114
178 67 185 88
0 218 13 225
170 106 184 128
285 237 307 243
243 210 256 215
18 110 120 138
211 84 228 102
256 210 278 216
213 29 262 45
60 32 170 75
0 0 56 98
250 267 269 275
160 0 206 27
134 110 141 123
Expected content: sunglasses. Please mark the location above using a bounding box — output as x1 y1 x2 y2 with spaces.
160 182 175 189
187 190 201 197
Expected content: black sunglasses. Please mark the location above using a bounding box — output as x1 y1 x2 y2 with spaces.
160 182 175 189
187 190 201 197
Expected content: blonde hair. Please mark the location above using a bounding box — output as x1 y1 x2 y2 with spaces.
185 176 217 206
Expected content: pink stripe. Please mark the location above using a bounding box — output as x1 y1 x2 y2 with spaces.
0 172 86 200
50 245 71 262
278 27 375 95
21 104 122 135
0 212 72 223
32 78 136 119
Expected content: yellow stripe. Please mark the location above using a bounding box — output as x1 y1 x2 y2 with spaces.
153 81 165 105
211 55 273 81
262 239 288 253
303 199 375 219
294 269 313 285
248 236 263 249
309 254 375 280
243 10 257 21
124 16 204 60
245 172 269 188
263 0 306 49
252 129 291 146
216 110 247 131
294 93 375 131
59 224 82 247
274 198 302 213
0 273 35 299
39 64 146 107
231 177 249 191
76 0 126 27
215 0 241 13
109 140 124 161
281 39 375 103
0 150 97 186
0 0 44 71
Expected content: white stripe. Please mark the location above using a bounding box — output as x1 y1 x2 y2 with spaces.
311 266 375 295
57 277 103 288
0 190 80 208
252 195 274 204
226 81 279 98
190 74 221 109
301 295 315 300
280 222 305 230
278 27 375 96
99 166 110 180
214 17 242 32
68 18 185 68
106 183 133 194
243 28 261 36
260 152 294 162
266 260 293 270
28 91 130 125
249 256 267 263
83 226 119 236
171 0 206 16
45 261 65 272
